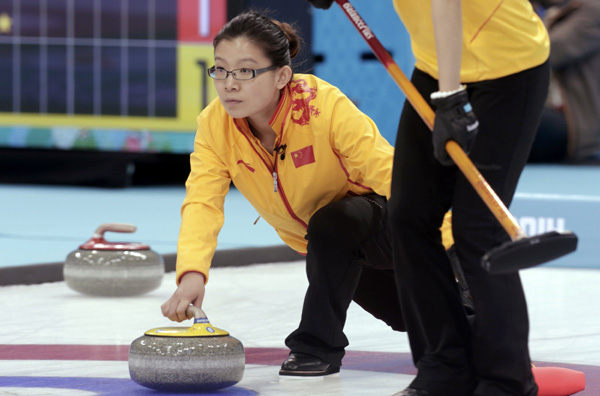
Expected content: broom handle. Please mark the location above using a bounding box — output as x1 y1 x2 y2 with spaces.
335 0 527 241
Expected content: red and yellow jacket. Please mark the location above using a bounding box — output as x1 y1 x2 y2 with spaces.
176 74 396 284
393 0 550 82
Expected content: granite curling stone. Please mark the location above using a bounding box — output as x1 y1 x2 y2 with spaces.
128 306 245 391
63 223 165 296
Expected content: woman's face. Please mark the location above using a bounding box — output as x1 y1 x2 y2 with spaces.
213 37 289 122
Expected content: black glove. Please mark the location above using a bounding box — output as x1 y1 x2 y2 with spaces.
305 0 335 9
431 89 479 166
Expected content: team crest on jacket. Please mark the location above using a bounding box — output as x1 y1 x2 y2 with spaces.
290 79 320 126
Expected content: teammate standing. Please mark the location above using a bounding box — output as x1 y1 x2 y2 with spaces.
305 1 550 394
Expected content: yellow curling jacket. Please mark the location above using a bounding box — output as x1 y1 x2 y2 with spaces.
393 0 550 82
176 74 395 284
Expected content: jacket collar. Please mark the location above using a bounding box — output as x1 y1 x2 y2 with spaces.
269 84 291 140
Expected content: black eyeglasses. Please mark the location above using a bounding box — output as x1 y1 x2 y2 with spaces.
207 65 278 80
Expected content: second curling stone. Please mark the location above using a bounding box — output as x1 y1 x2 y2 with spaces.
63 223 165 296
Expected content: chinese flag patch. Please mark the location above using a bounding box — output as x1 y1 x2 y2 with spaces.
291 145 316 168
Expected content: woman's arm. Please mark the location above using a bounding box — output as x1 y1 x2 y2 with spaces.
429 0 479 166
162 117 231 322
431 0 463 91
328 90 394 199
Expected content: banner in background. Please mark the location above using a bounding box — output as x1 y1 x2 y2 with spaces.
0 0 226 153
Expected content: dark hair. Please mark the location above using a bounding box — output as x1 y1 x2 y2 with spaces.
213 11 301 69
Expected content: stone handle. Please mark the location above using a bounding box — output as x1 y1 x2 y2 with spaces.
92 223 136 238
186 305 208 320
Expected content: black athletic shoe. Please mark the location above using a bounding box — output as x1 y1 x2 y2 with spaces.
279 352 340 377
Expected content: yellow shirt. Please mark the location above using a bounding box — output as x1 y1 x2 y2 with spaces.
393 0 550 82
176 74 395 283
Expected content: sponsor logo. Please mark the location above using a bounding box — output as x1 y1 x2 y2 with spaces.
342 3 374 39
467 120 479 132
518 216 566 236
237 159 255 172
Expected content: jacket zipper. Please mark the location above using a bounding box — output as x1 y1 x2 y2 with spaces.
234 117 307 229
272 149 308 229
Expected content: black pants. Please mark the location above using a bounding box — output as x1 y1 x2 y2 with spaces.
389 62 550 396
284 193 404 367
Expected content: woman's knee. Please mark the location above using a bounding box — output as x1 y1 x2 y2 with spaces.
306 203 357 248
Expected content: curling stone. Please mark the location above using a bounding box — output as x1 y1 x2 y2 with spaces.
128 306 245 391
63 223 165 296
